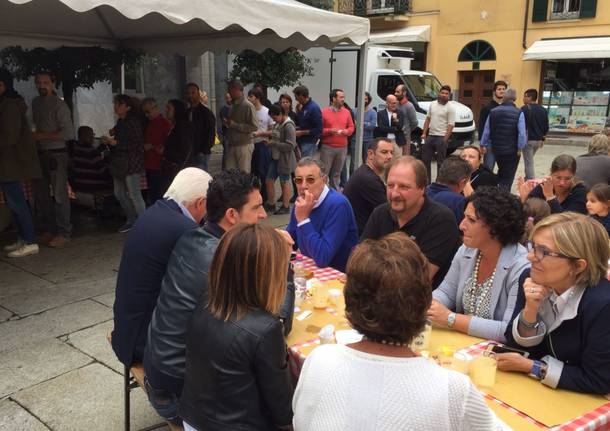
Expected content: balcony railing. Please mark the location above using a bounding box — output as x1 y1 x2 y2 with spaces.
337 0 411 16
298 0 411 16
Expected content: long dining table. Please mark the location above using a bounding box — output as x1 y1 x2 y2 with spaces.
286 256 610 431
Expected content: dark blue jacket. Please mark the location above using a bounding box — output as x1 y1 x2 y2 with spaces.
296 99 323 147
506 269 610 395
374 108 406 147
426 182 466 223
112 199 198 367
485 102 525 156
521 103 549 141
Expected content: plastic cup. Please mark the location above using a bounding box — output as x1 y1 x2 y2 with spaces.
327 288 341 306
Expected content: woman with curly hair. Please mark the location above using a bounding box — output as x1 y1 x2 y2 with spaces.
293 232 497 430
428 187 530 342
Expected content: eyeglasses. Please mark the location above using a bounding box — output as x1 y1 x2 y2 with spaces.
294 176 319 185
526 241 576 261
551 175 574 182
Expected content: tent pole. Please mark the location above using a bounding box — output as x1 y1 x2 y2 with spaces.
120 63 126 94
353 41 369 170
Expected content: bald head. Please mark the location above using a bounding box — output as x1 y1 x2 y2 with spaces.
394 84 407 101
386 94 398 112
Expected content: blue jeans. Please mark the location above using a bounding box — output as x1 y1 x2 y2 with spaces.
113 173 146 225
1 182 37 244
299 141 317 158
144 377 182 426
192 153 210 172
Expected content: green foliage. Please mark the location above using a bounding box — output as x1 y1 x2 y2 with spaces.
0 46 144 111
230 48 313 91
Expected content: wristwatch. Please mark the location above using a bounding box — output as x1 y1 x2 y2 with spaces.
447 312 457 328
529 360 548 380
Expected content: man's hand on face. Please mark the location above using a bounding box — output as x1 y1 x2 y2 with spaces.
294 190 316 223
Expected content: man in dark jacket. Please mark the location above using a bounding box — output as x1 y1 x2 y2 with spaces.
480 88 527 190
479 80 507 170
143 170 295 426
186 83 216 172
0 68 41 258
426 156 472 224
111 167 212 368
521 88 549 180
375 94 405 147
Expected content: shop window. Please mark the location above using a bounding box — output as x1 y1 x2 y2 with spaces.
551 0 580 19
458 41 496 62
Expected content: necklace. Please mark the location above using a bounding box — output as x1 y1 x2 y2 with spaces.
466 252 497 316
361 335 410 347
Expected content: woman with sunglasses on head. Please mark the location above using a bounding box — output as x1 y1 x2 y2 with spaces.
517 154 587 214
497 213 610 395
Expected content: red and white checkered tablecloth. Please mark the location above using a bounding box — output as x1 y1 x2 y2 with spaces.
298 254 344 282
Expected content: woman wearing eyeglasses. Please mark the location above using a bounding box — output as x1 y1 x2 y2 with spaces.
428 187 530 342
497 212 610 395
517 154 587 214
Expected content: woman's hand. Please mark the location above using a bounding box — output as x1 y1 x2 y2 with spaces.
427 300 451 327
463 180 474 198
496 352 534 373
523 278 551 314
541 177 555 200
517 176 533 203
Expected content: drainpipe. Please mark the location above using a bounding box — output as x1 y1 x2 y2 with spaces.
523 0 530 49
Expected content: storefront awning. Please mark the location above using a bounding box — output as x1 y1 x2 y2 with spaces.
523 37 610 60
369 26 430 44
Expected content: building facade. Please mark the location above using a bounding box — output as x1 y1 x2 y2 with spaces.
328 0 610 135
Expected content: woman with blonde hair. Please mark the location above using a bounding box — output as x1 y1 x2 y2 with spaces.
498 212 610 395
179 223 294 431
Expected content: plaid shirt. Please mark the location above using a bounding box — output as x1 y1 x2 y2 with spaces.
114 115 145 174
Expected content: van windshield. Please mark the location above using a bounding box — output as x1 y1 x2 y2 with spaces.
402 74 442 102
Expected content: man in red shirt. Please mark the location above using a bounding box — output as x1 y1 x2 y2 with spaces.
320 89 354 190
142 98 172 205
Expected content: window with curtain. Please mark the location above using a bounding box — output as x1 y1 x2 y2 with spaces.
551 0 581 18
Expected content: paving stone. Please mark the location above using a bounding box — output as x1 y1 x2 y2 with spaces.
0 305 13 322
0 300 112 354
0 339 92 398
0 260 52 294
0 399 49 430
4 233 123 284
0 276 116 317
92 292 115 308
67 320 122 373
14 363 163 431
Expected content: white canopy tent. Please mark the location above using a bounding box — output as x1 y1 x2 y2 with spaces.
523 37 610 60
1 0 371 166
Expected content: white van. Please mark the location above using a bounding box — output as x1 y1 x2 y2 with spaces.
266 45 475 153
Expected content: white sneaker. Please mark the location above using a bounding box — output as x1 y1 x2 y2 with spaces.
3 239 24 253
7 243 39 258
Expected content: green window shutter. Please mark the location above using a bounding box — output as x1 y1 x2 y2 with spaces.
580 0 597 18
532 0 549 22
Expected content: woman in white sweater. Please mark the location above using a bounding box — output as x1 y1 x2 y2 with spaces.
292 232 497 431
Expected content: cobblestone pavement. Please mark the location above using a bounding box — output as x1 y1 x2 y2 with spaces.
0 144 584 430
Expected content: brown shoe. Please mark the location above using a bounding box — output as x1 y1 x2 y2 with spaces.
48 236 71 248
39 232 55 246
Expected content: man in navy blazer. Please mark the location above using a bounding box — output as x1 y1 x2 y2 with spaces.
374 94 406 147
111 167 212 367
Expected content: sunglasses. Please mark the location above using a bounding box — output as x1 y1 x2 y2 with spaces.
294 176 319 185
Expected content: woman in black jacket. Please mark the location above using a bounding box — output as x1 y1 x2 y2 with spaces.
459 145 498 196
180 223 294 431
161 99 193 192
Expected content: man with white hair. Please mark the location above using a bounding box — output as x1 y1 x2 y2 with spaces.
480 88 527 190
111 167 212 368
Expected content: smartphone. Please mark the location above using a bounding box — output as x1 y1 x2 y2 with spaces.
488 344 529 358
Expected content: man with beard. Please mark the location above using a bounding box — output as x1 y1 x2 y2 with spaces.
362 156 460 288
286 157 358 272
31 71 74 248
395 84 418 155
343 138 394 235
421 85 455 184
479 80 507 170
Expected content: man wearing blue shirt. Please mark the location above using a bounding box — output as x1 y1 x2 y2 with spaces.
293 85 323 157
426 156 472 224
480 88 527 190
286 157 358 272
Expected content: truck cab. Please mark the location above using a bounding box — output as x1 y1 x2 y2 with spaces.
367 47 475 153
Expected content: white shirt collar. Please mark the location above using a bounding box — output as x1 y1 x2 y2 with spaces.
314 185 330 209
169 198 195 222
539 285 585 332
